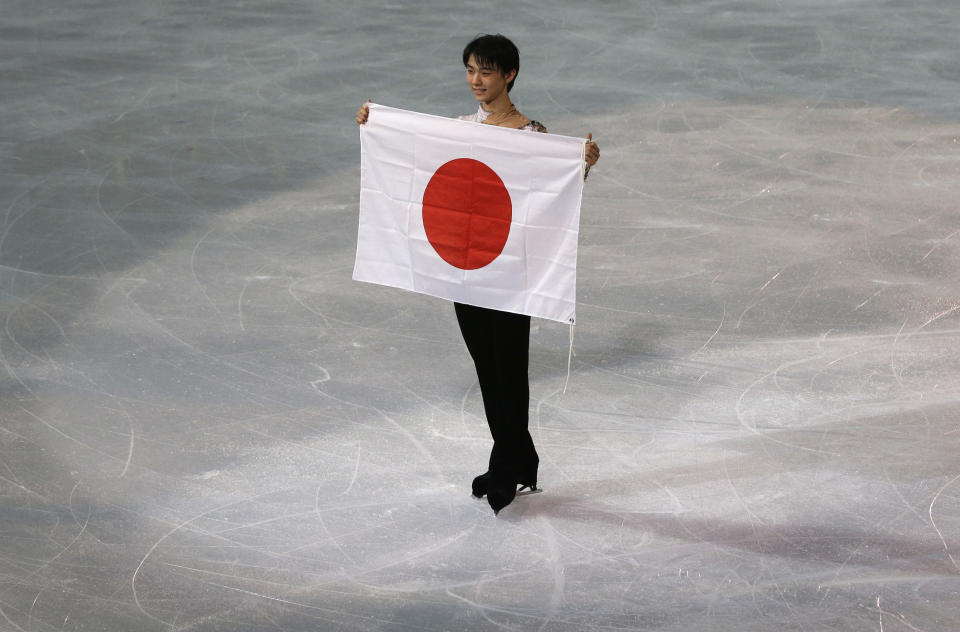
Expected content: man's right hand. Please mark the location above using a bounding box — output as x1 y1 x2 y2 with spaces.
356 100 371 125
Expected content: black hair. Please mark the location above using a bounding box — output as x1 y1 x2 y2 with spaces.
462 33 520 92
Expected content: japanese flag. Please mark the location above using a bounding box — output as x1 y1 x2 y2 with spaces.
353 103 586 323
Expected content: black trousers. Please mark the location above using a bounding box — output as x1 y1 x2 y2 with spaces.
454 302 538 478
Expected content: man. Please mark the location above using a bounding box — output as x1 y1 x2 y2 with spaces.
356 34 600 514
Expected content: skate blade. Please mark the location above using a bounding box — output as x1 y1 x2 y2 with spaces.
517 487 543 496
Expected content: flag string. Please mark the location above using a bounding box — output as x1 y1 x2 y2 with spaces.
562 322 576 395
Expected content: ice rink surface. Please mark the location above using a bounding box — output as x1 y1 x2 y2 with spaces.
2 1 959 630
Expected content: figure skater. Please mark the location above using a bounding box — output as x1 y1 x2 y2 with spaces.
356 33 600 514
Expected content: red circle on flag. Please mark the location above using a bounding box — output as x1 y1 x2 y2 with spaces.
422 158 512 270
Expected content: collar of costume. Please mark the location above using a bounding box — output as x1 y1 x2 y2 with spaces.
476 104 531 129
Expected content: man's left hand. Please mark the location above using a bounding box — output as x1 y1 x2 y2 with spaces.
585 133 600 167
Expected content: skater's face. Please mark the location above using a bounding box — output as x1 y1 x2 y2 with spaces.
465 54 516 106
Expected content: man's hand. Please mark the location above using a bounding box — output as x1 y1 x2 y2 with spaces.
356 100 371 126
585 133 600 167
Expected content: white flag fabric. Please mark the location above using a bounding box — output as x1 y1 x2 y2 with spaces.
353 103 586 323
